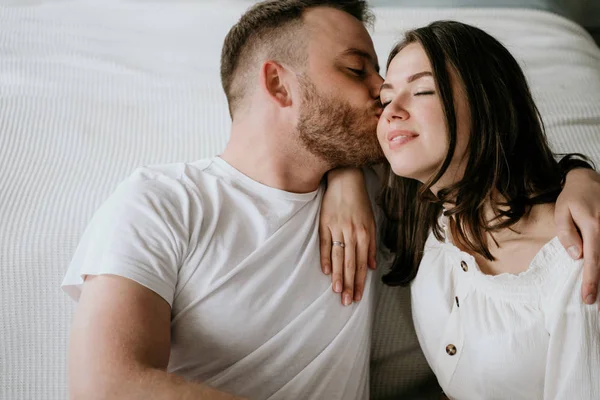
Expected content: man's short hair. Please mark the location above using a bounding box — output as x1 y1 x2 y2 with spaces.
220 0 373 117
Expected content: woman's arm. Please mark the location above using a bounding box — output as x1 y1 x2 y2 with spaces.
320 167 377 306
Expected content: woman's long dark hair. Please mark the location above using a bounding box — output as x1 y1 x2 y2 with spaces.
380 20 592 286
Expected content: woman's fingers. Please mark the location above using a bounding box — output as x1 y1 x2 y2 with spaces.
331 230 345 296
319 225 333 275
342 231 356 306
354 227 370 302
320 220 376 305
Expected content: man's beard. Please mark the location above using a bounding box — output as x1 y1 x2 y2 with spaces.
296 78 385 169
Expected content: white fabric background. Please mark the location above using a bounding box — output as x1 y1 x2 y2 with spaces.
1 2 600 399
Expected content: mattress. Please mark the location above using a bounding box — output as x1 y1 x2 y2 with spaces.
369 0 600 45
1 2 599 399
369 0 600 27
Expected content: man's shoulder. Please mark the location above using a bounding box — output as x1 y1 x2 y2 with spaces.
98 158 223 221
128 158 213 184
121 158 219 196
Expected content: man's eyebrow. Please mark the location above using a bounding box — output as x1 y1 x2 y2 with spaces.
339 48 380 74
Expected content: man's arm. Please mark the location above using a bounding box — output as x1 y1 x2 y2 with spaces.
68 275 243 400
555 167 600 307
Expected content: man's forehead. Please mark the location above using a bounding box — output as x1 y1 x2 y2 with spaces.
303 7 378 64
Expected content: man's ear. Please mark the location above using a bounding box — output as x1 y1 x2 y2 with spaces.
260 60 294 108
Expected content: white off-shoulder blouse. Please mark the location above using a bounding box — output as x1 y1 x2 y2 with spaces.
410 216 600 400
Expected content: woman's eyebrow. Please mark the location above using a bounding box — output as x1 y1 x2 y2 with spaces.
380 82 393 91
380 71 434 92
407 71 433 82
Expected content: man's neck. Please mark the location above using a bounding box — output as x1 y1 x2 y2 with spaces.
220 121 329 194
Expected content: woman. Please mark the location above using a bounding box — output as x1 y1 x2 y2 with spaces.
323 21 599 399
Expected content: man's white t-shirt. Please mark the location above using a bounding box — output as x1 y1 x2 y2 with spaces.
61 157 376 400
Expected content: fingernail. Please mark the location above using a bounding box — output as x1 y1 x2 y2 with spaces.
567 246 581 259
585 294 596 305
343 294 352 306
354 292 362 302
323 265 331 275
334 281 342 293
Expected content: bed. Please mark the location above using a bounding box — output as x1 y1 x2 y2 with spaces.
369 0 600 44
1 1 599 399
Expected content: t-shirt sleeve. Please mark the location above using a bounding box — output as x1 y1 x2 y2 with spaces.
544 262 600 399
61 168 195 307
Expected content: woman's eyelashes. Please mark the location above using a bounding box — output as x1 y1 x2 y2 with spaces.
379 99 391 108
379 90 436 108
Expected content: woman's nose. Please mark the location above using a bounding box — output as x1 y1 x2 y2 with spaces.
384 103 410 121
393 108 410 120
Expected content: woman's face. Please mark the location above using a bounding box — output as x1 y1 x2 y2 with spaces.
377 42 471 193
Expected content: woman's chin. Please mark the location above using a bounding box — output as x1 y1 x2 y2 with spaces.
389 164 419 180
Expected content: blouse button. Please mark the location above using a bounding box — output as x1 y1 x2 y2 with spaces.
446 344 457 356
460 261 469 272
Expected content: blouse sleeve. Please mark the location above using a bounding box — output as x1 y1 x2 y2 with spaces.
544 261 600 399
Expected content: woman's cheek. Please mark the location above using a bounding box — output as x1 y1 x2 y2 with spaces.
376 120 386 146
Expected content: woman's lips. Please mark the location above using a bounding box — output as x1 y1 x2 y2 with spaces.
387 130 418 150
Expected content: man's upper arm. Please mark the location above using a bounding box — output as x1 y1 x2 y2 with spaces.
62 168 199 306
68 274 172 397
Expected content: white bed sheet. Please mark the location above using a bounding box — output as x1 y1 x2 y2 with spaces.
1 2 599 399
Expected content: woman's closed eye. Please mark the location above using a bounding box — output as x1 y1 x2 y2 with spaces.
379 90 436 107
378 98 391 108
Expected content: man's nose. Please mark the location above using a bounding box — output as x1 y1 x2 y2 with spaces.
370 74 384 99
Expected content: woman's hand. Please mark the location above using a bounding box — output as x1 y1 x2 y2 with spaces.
320 168 377 306
555 168 600 308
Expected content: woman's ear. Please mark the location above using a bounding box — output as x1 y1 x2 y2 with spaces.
260 60 293 108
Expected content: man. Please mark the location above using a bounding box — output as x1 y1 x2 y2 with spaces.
62 1 600 399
